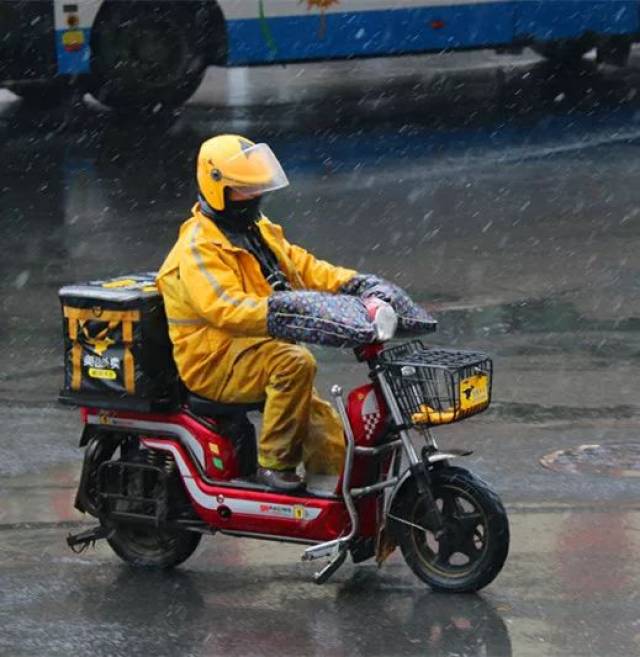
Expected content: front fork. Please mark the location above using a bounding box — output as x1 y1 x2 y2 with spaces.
303 373 448 581
375 372 445 534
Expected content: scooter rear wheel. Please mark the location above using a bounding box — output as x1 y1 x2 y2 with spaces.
104 522 202 569
99 445 202 568
394 466 509 592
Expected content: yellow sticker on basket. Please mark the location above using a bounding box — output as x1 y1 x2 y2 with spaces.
102 279 136 289
459 374 488 410
411 405 457 425
88 368 117 380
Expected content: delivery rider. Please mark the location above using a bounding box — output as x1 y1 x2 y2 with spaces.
157 134 360 491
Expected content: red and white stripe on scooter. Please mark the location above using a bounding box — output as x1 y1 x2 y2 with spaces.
141 438 322 521
86 414 206 469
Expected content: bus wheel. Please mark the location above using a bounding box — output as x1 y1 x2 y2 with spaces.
597 37 632 68
90 4 207 111
532 38 594 67
9 81 73 107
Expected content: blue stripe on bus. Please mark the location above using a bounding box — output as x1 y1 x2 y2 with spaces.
55 29 91 75
226 1 639 66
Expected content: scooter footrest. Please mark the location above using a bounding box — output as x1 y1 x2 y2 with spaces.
303 540 343 562
313 549 347 585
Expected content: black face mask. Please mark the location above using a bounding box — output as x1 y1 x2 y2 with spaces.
198 191 263 233
223 196 263 228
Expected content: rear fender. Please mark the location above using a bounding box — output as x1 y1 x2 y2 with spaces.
79 423 97 447
80 422 123 447
75 430 121 515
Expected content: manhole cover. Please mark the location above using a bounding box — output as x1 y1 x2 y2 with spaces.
540 443 640 478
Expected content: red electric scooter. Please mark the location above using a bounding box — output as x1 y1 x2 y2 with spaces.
68 335 509 592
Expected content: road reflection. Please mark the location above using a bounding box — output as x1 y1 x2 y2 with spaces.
42 563 512 657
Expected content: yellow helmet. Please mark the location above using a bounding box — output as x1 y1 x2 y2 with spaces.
196 134 289 211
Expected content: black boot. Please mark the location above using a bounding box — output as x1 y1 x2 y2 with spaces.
257 467 305 492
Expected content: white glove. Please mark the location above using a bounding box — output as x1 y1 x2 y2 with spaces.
364 298 398 342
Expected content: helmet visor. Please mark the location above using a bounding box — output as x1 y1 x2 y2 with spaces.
225 143 289 196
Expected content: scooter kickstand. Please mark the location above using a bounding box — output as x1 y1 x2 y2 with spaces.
313 548 347 585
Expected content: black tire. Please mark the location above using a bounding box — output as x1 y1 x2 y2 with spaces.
101 446 202 568
393 466 509 593
89 4 207 111
105 522 202 568
532 39 594 66
10 81 72 107
597 37 632 68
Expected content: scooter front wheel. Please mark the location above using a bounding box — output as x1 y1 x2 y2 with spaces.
393 466 509 592
104 522 202 569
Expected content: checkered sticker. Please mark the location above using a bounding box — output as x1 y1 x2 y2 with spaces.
361 389 381 441
363 411 381 441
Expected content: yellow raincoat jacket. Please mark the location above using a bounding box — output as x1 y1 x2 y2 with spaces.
157 203 356 473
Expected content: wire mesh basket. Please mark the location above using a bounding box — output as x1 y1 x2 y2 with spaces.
379 340 493 426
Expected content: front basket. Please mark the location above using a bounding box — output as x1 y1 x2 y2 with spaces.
379 340 493 426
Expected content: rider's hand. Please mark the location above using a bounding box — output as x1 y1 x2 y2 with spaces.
365 298 398 342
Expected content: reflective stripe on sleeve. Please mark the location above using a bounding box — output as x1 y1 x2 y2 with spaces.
167 317 207 326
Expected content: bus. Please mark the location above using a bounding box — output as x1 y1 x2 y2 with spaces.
1 0 638 110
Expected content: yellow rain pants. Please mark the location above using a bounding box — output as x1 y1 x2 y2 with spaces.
201 338 345 473
157 204 356 474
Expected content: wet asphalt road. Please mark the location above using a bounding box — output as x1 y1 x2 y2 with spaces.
1 50 640 656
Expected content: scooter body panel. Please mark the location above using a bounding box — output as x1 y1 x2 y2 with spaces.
140 436 349 541
81 405 375 543
330 383 391 493
346 383 388 448
84 407 244 480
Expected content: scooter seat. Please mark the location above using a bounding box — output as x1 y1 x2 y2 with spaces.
185 392 264 418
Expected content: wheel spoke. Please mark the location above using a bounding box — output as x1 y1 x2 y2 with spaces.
458 513 483 535
434 496 486 566
435 533 455 567
440 490 462 519
461 532 483 560
457 512 485 558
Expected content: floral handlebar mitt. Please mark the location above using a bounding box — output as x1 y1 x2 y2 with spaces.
340 274 437 334
267 291 378 347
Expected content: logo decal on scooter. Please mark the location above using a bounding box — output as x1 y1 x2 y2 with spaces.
98 412 114 425
259 503 294 518
258 503 309 520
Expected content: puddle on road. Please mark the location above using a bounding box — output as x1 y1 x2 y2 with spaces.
540 442 640 478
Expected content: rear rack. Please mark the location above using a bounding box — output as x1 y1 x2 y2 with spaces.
97 461 169 525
